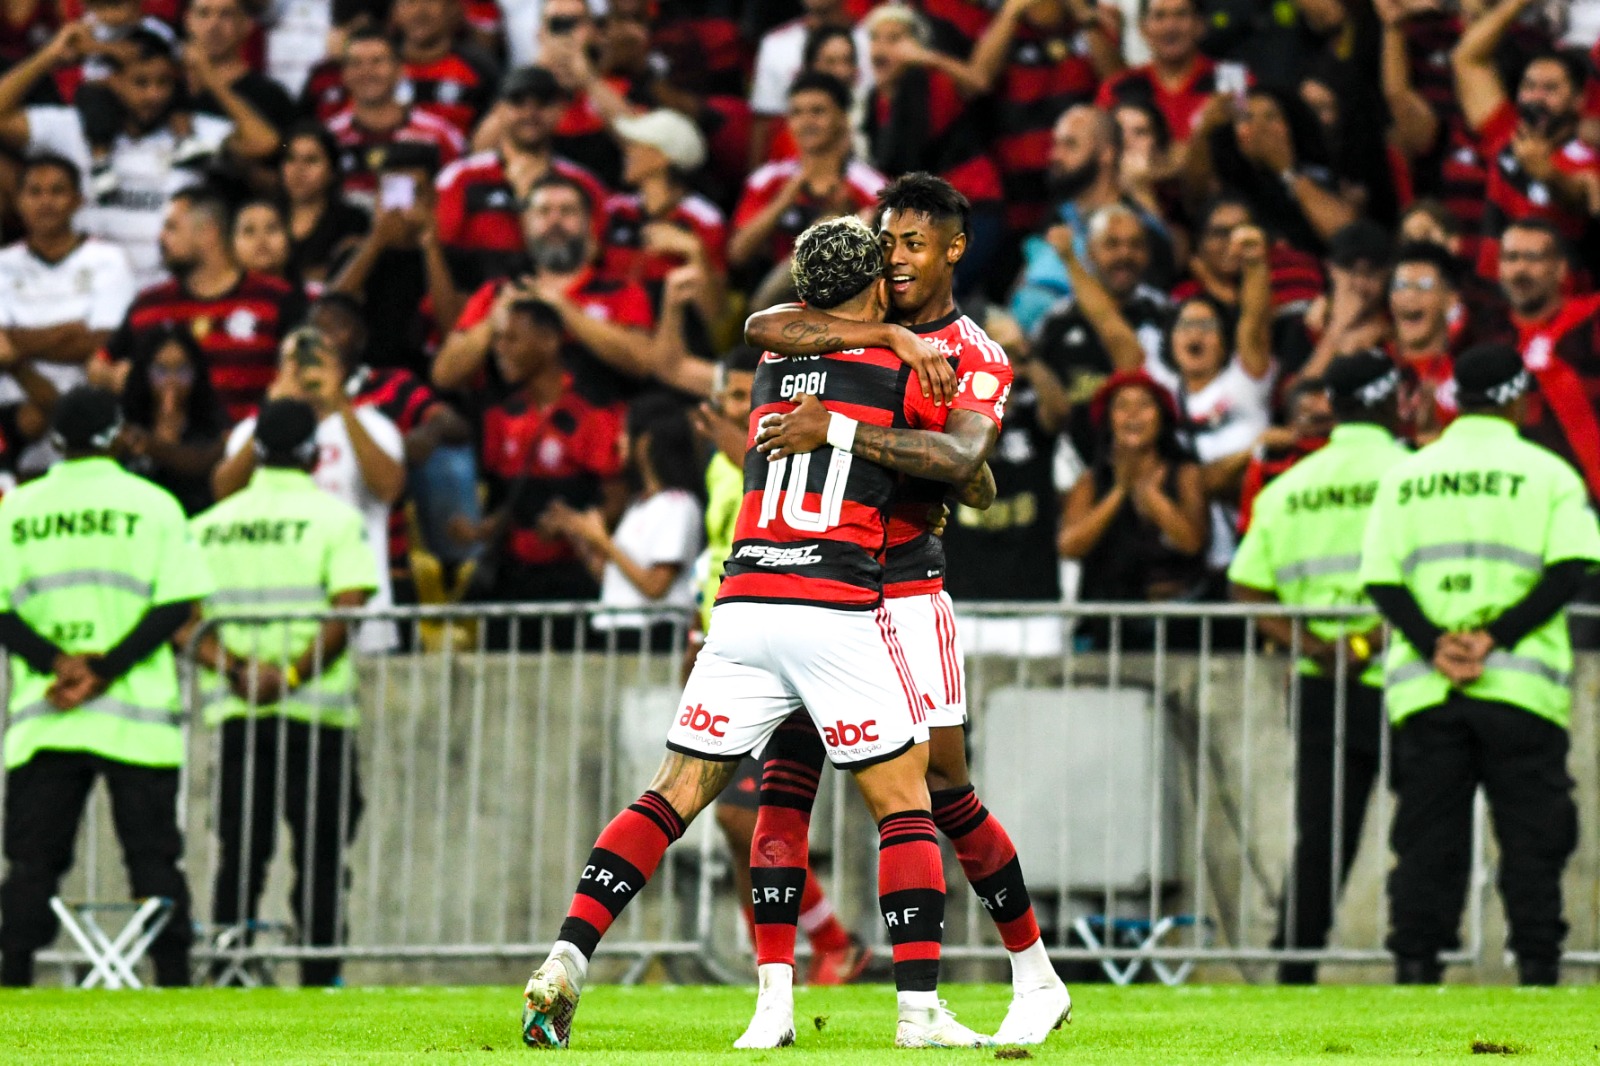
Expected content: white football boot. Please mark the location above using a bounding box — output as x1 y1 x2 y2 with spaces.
733 964 797 1048
522 953 582 1049
993 979 1072 1045
894 1002 995 1048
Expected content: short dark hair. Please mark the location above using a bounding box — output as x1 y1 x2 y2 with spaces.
877 171 970 237
627 395 702 497
1502 216 1570 262
787 71 852 113
171 186 232 234
791 216 884 310
310 291 370 360
1393 240 1461 289
1112 98 1171 154
802 24 855 72
1526 49 1589 97
507 298 565 333
1139 0 1197 18
103 27 176 70
526 173 595 216
1197 194 1254 232
721 344 763 375
1402 198 1463 239
343 25 397 57
19 153 82 191
1284 375 1327 414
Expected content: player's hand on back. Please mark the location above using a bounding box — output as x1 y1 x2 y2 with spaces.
887 326 957 406
756 393 830 460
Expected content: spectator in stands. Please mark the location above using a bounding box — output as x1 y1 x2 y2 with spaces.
281 121 371 287
1112 99 1174 220
435 175 655 405
184 0 295 137
440 65 609 284
1235 376 1332 535
329 27 466 208
863 5 1003 295
1011 104 1175 333
533 0 637 186
1145 226 1275 576
730 73 884 302
103 188 305 423
757 26 867 165
456 298 626 646
0 154 135 478
0 23 278 287
550 394 704 651
293 0 376 119
1397 199 1511 348
117 326 229 515
231 198 296 287
1298 221 1397 383
392 0 500 139
1095 0 1215 143
1059 369 1208 611
309 292 479 590
1031 206 1172 460
1495 217 1600 502
327 142 466 378
748 0 867 168
213 327 405 653
1297 53 1402 229
1388 242 1465 441
1453 0 1600 278
604 110 725 323
1191 87 1355 255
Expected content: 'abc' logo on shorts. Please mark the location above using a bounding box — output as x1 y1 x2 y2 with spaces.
823 721 879 747
678 704 729 738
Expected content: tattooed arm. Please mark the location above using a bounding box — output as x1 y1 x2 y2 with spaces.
744 304 957 404
758 399 999 488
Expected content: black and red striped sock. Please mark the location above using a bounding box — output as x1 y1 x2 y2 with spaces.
750 716 825 968
877 809 946 993
558 790 685 959
931 784 1041 952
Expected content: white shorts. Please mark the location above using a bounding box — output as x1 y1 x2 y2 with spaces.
668 601 931 769
885 591 967 728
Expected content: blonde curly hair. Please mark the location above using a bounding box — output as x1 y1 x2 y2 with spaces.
790 215 885 310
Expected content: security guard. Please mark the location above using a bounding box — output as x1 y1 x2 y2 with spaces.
188 399 378 987
1361 343 1600 986
1229 351 1406 986
0 387 213 986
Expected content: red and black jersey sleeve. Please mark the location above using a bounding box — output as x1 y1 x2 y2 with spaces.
404 49 500 137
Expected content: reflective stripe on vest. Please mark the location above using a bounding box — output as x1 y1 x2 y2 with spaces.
209 585 328 607
8 696 180 728
10 569 154 608
1273 553 1364 586
1388 650 1571 689
1397 542 1544 576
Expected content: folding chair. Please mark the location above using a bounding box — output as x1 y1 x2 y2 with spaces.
49 896 173 989
1071 914 1213 986
200 920 293 987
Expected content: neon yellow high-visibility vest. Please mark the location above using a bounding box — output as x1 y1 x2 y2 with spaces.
698 451 742 633
0 457 214 769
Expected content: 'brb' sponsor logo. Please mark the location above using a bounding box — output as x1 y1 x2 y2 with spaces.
823 720 878 747
678 703 728 737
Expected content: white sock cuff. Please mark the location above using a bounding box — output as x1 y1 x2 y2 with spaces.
897 989 940 1014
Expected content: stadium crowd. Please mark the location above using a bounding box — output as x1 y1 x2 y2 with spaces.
0 0 1598 624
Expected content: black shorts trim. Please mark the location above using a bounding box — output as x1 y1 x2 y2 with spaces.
830 735 916 772
665 740 752 764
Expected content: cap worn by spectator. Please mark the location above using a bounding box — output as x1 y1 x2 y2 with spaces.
51 387 123 452
1453 343 1533 408
501 66 563 103
254 398 322 465
1323 349 1401 409
1327 220 1395 271
613 109 707 172
1089 370 1181 430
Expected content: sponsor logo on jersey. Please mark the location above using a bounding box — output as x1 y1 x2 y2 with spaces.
821 720 878 747
732 543 823 567
677 703 729 737
970 371 1001 400
225 308 259 340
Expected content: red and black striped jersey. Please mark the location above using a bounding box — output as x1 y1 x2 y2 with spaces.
107 272 305 425
329 106 466 206
434 149 610 260
732 159 888 263
351 365 444 569
600 191 728 285
1170 245 1325 312
1095 56 1219 142
401 50 500 138
992 21 1101 233
299 57 348 122
1475 101 1600 278
881 311 1013 599
1515 294 1600 499
718 348 944 610
867 69 1003 205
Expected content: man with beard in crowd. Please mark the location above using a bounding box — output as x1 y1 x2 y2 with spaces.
1011 104 1174 334
433 175 655 406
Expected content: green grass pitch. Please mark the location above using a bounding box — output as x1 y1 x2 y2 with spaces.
4 983 1600 1064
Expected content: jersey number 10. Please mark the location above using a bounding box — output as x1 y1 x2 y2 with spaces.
758 450 854 532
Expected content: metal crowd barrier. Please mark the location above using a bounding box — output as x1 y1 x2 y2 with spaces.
4 600 1599 985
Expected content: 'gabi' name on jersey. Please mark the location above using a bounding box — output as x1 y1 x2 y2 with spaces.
717 348 944 610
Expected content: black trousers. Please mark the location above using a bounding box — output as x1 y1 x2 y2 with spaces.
211 717 363 986
1387 695 1577 965
1274 674 1385 977
0 751 193 987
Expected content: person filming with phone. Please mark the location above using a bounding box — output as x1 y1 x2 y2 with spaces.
1452 0 1600 279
